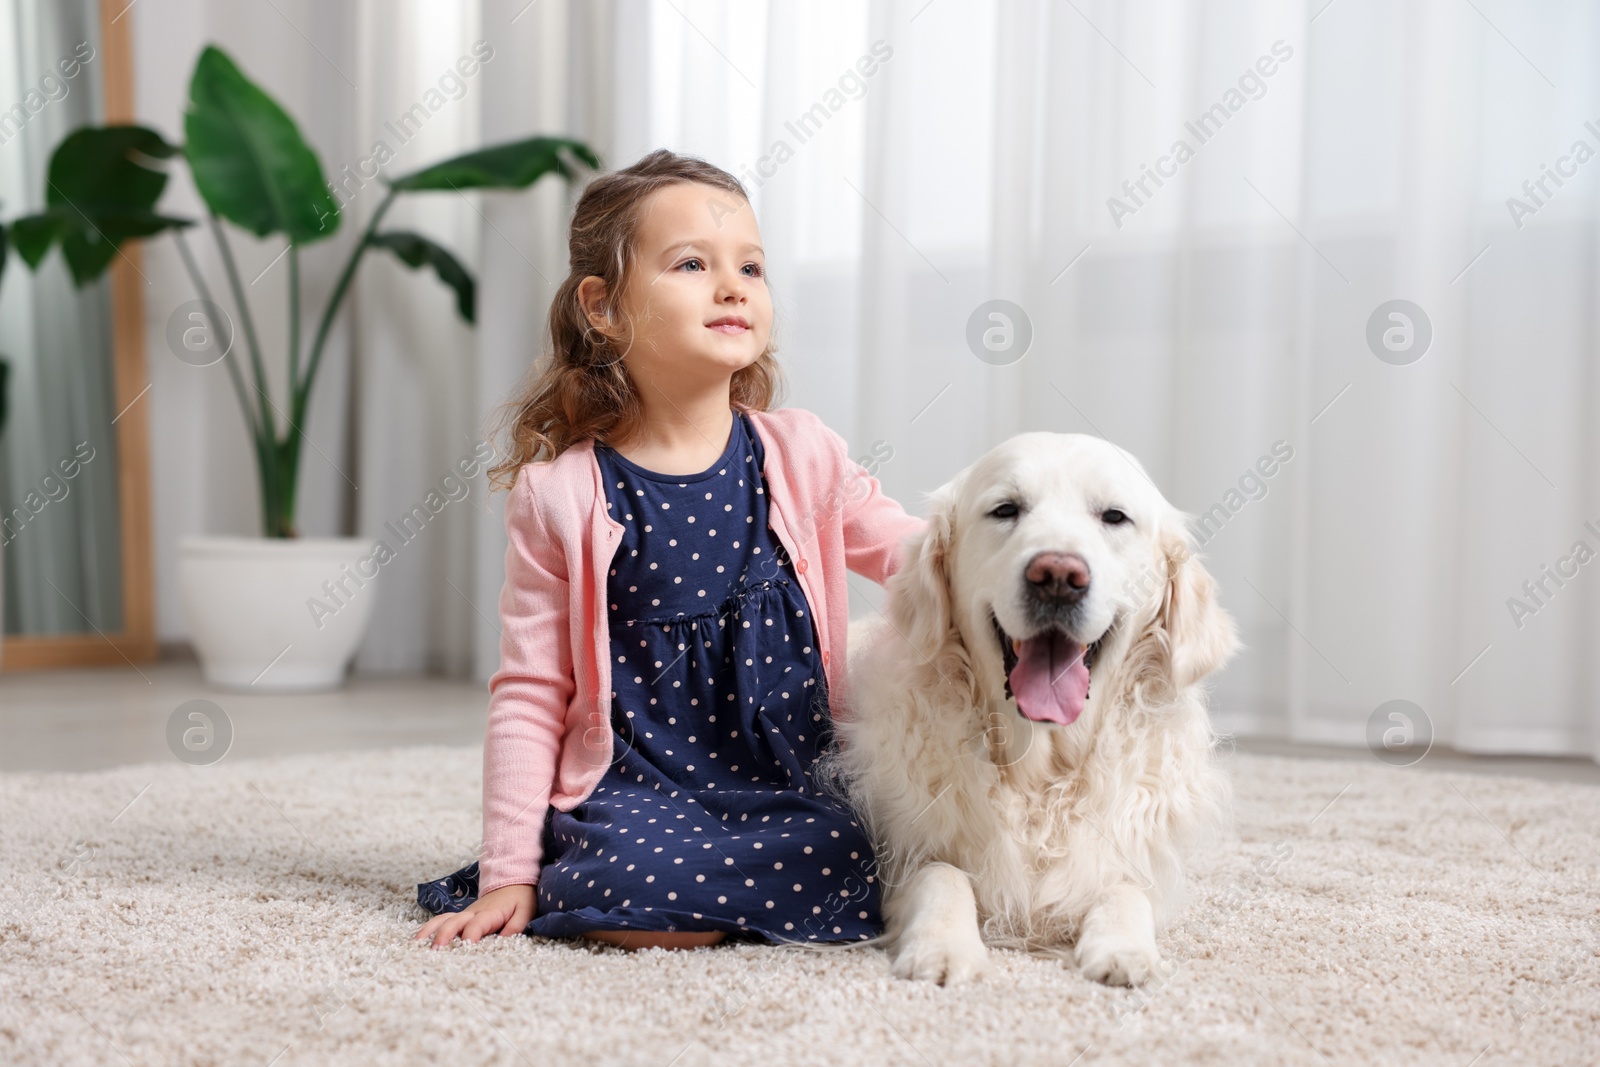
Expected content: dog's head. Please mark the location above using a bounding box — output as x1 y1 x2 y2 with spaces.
893 432 1238 727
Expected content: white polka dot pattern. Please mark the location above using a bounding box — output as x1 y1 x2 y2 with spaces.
522 413 878 943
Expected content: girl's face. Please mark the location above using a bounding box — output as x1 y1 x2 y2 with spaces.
600 181 772 389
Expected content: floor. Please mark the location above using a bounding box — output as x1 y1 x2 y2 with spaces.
0 659 487 773
2 658 1597 782
4 694 1598 1065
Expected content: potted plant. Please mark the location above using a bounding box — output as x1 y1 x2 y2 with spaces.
9 45 598 690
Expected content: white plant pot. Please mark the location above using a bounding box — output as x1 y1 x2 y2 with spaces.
178 535 380 692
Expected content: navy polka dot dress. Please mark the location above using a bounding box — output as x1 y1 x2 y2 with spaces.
417 412 882 944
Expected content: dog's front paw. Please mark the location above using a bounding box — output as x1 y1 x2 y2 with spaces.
889 926 990 986
1075 934 1160 987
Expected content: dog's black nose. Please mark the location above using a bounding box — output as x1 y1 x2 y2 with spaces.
1025 552 1090 604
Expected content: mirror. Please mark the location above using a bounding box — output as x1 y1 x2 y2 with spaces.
0 0 154 669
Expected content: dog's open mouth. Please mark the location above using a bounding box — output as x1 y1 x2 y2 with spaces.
995 616 1104 726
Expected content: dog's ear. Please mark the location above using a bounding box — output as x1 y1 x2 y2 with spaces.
1156 518 1239 690
891 485 956 666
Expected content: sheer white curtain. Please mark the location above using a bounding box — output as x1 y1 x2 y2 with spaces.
0 0 122 636
345 1 484 676
576 0 1600 758
140 0 1600 759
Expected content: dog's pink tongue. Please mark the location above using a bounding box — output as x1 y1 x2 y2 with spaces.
1009 632 1090 725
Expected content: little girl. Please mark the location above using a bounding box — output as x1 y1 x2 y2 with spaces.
413 149 924 951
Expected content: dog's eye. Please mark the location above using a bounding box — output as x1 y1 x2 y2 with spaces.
1101 508 1130 526
989 502 1021 520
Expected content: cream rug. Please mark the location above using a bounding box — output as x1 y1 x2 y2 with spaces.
2 744 1597 1066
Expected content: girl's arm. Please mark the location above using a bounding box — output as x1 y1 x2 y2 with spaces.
477 469 574 896
826 426 926 584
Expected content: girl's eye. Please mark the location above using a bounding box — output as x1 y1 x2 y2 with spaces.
742 262 765 278
1101 508 1130 526
679 258 705 272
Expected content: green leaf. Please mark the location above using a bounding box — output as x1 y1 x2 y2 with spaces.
9 125 192 285
9 213 67 268
387 136 599 192
184 44 339 244
13 207 190 285
46 125 181 215
369 231 476 324
61 211 195 286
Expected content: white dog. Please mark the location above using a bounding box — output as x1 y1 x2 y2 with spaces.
819 432 1239 987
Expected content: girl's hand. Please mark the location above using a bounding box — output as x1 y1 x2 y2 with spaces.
413 883 536 948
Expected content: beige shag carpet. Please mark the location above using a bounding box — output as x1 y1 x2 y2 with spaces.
2 744 1598 1067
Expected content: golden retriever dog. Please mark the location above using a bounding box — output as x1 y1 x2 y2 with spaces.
817 432 1239 986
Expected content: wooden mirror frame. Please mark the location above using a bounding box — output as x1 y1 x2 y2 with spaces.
2 0 157 670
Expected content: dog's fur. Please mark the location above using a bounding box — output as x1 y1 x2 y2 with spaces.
814 432 1240 985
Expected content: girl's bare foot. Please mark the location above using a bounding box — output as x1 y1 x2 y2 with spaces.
583 929 727 951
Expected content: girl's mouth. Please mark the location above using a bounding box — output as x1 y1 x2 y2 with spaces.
707 317 750 334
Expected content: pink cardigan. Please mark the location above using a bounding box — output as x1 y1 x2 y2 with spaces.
478 406 926 894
